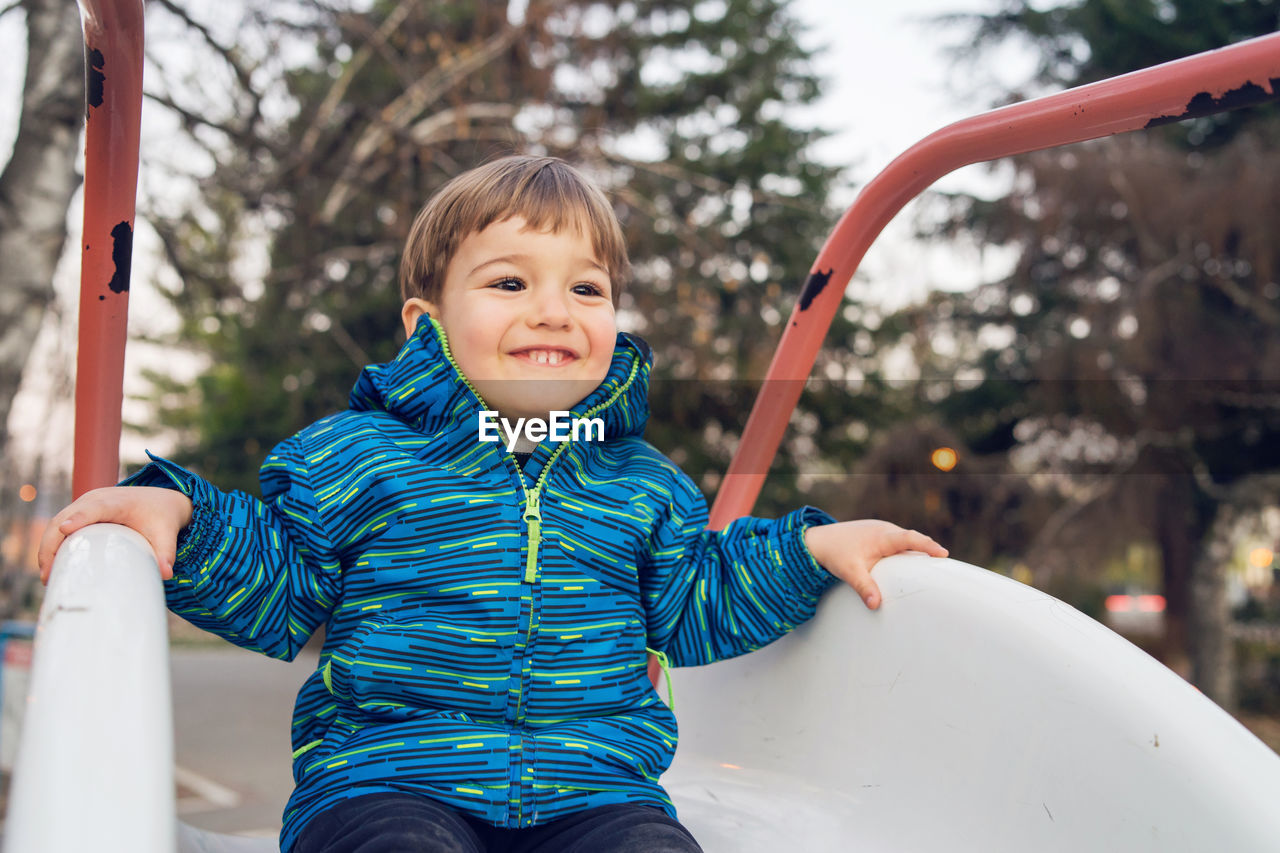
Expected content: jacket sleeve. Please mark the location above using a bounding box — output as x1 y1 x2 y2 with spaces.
639 467 839 667
119 437 340 661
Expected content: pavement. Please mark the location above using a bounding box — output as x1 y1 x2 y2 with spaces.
170 643 319 840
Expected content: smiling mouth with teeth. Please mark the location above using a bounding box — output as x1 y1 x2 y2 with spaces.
516 349 573 366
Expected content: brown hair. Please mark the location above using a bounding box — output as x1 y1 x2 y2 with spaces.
399 155 630 306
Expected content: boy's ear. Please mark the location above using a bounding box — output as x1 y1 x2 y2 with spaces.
401 298 437 339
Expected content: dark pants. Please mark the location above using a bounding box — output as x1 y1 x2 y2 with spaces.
291 793 704 853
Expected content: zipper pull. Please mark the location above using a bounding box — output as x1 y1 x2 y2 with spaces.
523 490 542 583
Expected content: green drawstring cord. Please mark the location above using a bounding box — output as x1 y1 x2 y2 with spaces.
645 647 675 711
292 738 323 760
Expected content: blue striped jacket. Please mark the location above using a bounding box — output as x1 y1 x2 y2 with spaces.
126 317 837 850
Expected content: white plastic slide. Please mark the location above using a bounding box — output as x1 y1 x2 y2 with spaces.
7 526 1280 851
666 556 1280 851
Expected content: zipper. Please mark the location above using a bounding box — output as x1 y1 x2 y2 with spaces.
430 317 644 822
522 489 542 583
517 440 568 583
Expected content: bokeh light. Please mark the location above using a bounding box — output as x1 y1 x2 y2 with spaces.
19 484 37 503
931 447 958 472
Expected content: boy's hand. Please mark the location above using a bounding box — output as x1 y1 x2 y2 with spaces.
37 487 194 584
804 520 948 610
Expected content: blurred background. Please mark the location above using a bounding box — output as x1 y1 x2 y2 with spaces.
0 0 1279 831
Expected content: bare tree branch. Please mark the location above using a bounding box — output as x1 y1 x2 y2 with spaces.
600 149 828 217
143 88 248 148
1106 164 1166 263
148 0 265 134
1195 386 1280 411
328 316 372 370
1203 269 1280 328
265 241 401 285
1127 252 1188 314
1107 145 1280 328
612 184 723 266
312 112 522 222
318 22 529 223
296 0 416 161
147 217 200 302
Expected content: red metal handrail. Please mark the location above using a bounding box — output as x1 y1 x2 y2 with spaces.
709 31 1280 529
72 0 145 498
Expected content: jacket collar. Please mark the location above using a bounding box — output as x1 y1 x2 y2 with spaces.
349 316 652 441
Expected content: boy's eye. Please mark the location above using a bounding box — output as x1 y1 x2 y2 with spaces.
572 282 607 298
490 277 524 291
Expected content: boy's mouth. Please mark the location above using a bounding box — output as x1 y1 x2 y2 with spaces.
508 347 578 366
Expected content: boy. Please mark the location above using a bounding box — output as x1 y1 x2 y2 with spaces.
39 155 947 852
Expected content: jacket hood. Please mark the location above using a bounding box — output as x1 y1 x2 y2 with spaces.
349 316 652 441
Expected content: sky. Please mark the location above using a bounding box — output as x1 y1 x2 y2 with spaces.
790 0 1032 296
0 0 1022 493
796 0 1004 189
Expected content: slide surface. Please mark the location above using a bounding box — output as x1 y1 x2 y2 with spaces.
665 555 1280 852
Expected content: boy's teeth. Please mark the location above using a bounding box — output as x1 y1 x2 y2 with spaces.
528 350 563 365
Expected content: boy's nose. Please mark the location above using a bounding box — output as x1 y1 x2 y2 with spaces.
527 286 572 329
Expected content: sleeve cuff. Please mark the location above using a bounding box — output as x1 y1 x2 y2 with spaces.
780 505 840 595
119 452 222 572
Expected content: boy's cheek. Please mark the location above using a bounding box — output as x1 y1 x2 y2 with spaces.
588 349 615 382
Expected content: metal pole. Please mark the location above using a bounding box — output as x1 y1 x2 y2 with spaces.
72 0 145 498
710 31 1280 529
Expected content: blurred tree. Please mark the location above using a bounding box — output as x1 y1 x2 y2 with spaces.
0 0 90 617
908 0 1280 705
0 0 83 464
143 0 847 511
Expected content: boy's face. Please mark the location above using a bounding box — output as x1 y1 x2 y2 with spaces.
402 216 617 421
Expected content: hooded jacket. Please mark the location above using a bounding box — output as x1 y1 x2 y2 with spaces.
126 317 837 851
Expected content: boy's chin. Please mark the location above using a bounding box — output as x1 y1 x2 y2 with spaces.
477 378 602 419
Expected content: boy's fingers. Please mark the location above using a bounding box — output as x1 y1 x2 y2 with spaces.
906 529 948 557
58 512 90 535
148 540 176 581
37 526 66 584
128 518 178 580
37 503 92 583
844 563 881 610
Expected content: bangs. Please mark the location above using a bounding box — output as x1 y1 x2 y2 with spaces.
461 160 627 281
401 155 631 305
